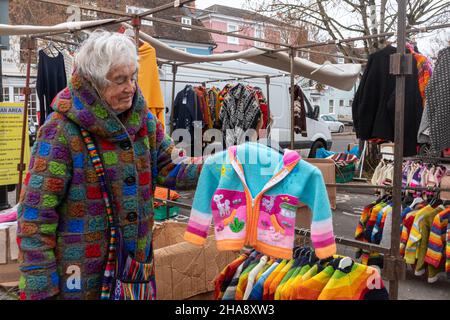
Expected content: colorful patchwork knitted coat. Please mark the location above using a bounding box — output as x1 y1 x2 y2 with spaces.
17 72 202 300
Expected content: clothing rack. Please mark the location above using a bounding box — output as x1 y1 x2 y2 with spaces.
12 0 450 300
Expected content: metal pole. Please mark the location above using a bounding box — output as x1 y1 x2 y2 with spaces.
265 75 271 140
169 65 178 135
290 48 295 150
16 37 34 203
0 46 10 210
388 0 409 300
166 188 170 220
132 16 141 51
358 141 367 179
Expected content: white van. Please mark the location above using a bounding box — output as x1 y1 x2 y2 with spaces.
160 60 332 158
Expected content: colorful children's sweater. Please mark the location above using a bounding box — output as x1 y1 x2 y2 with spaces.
317 263 388 300
235 254 262 300
243 255 268 300
425 208 450 279
405 205 443 264
248 260 280 300
184 142 336 259
295 265 335 300
214 253 248 300
414 207 443 276
263 259 287 300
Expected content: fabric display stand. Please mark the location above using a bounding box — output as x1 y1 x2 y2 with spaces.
4 0 450 300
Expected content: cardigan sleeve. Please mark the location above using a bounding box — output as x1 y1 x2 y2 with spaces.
151 113 203 190
424 213 446 268
17 117 73 300
299 168 336 259
184 156 219 245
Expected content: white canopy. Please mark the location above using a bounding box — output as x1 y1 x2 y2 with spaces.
0 20 361 91
134 28 361 91
0 19 115 36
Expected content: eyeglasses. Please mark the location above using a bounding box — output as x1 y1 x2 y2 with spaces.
109 70 138 87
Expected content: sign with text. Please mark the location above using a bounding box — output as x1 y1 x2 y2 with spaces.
0 102 30 186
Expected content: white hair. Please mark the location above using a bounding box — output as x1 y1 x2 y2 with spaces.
74 30 139 89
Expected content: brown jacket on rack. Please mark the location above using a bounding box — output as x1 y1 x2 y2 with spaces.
290 85 307 137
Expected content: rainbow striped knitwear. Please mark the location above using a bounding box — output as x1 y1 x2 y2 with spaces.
267 258 295 300
214 253 248 300
248 260 280 300
405 205 443 265
317 263 388 300
17 71 202 300
263 259 287 300
235 254 263 300
400 209 420 257
222 251 258 300
184 142 336 260
414 206 443 277
280 262 310 300
295 265 335 300
425 208 450 280
274 258 302 300
243 255 269 300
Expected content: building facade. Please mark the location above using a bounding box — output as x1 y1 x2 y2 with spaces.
197 4 305 53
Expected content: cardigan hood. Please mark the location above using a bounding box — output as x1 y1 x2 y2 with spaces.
52 71 148 142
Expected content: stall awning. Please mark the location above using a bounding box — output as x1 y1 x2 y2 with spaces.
0 20 361 91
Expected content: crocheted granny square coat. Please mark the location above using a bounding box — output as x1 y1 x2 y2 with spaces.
17 72 201 300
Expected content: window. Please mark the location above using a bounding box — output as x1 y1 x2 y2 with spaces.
339 100 344 107
349 99 353 107
312 97 320 104
13 87 37 124
329 100 334 107
337 56 345 64
227 24 239 44
82 1 97 18
2 87 9 102
329 107 334 114
181 17 192 30
255 26 264 47
126 6 153 26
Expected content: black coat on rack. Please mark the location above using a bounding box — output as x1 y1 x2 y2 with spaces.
352 45 423 156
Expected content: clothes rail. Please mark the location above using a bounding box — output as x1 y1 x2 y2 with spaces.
325 183 450 192
152 197 391 255
294 228 390 254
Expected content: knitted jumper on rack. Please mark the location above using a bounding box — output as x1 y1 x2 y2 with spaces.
184 142 336 260
17 71 202 300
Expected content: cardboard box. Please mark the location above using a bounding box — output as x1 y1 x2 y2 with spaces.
153 221 239 300
0 222 18 265
304 158 337 209
0 222 20 284
440 173 450 201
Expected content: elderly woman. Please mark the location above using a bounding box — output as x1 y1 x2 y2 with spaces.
17 30 202 300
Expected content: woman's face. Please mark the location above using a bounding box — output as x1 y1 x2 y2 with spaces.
100 63 137 114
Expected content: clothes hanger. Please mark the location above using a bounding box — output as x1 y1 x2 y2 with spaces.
409 196 424 209
338 256 353 270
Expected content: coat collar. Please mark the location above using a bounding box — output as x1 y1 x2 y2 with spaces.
52 71 148 142
228 144 301 198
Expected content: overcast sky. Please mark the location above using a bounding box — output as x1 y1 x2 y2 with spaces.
195 0 247 9
194 0 449 57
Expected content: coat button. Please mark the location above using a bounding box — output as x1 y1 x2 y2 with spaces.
126 212 137 222
125 176 136 185
120 140 132 150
